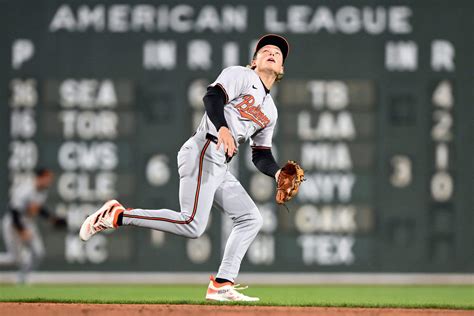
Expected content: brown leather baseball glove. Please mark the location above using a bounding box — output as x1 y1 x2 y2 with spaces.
276 160 305 204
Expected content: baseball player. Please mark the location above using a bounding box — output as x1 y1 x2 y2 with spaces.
80 34 293 301
0 168 66 284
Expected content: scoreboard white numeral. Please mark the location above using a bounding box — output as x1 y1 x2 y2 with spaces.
435 143 449 170
10 109 36 138
9 79 38 107
390 155 412 188
431 110 452 141
431 172 453 202
8 77 39 198
430 81 454 201
8 141 38 170
431 80 453 109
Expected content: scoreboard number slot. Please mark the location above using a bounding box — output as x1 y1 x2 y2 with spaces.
430 81 454 202
390 155 412 188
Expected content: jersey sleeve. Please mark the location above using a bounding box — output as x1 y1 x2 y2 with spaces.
250 115 277 148
9 184 32 211
209 66 250 104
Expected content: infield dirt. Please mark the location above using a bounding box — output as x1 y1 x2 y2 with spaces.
1 303 473 316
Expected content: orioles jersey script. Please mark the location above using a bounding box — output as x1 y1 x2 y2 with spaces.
196 66 278 148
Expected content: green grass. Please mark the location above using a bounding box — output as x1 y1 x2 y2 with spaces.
0 284 472 309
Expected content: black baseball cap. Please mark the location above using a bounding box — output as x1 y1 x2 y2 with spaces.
253 34 290 63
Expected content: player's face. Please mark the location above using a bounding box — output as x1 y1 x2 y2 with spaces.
252 45 284 75
37 172 54 189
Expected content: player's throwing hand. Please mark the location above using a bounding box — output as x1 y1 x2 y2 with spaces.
217 126 237 157
19 229 32 242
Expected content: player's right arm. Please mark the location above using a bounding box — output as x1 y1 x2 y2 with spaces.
203 66 249 157
202 86 236 157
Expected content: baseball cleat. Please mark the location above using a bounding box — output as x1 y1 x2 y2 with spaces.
205 275 260 302
79 200 124 241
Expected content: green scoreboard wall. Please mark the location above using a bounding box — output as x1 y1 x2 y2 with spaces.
1 0 473 272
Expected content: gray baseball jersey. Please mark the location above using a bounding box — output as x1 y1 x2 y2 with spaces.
10 181 48 214
123 66 277 282
197 66 278 148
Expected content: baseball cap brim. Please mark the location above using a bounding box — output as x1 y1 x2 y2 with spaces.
254 34 290 62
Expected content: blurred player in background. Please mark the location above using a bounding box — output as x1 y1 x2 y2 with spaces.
0 168 66 284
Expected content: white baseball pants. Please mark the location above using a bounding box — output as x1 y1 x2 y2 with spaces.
123 131 263 282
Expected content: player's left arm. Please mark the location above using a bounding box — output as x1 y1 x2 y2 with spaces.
26 202 41 216
250 115 281 180
251 146 280 180
251 117 305 204
28 202 57 220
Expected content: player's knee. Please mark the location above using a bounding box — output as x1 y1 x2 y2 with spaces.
249 209 263 232
185 221 207 239
187 229 205 239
